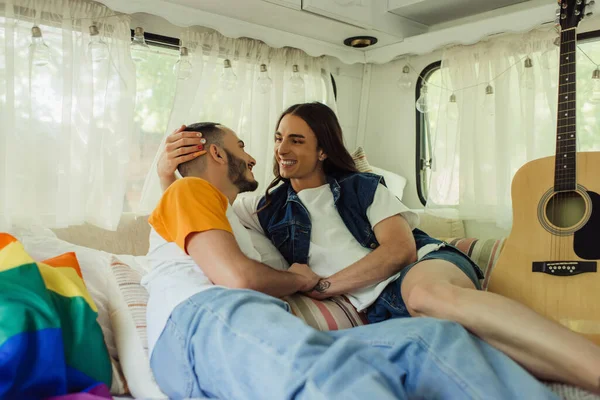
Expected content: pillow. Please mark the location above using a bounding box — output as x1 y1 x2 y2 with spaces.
437 237 506 290
247 229 289 271
371 166 407 201
283 294 367 331
351 146 373 173
0 234 113 397
13 232 127 395
107 255 166 399
352 148 408 200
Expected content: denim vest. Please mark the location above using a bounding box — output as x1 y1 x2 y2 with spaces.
256 172 443 266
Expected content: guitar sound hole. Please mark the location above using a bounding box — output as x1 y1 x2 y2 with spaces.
545 191 587 229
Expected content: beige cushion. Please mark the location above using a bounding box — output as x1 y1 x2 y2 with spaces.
52 213 151 256
415 211 466 238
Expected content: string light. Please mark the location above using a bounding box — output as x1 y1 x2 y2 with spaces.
289 64 305 94
554 37 561 47
521 56 535 90
130 27 149 63
447 93 459 121
397 65 412 89
415 84 429 113
88 24 108 62
483 84 495 116
220 59 237 91
591 68 600 103
173 46 193 80
577 45 600 103
30 25 51 66
405 35 600 115
256 64 273 94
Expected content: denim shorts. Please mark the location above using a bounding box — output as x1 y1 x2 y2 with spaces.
366 245 483 324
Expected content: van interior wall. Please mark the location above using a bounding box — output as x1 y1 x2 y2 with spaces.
330 53 511 240
330 51 443 211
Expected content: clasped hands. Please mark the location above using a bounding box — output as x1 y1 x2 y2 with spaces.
288 263 332 300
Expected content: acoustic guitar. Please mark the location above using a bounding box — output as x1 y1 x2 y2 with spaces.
487 0 600 345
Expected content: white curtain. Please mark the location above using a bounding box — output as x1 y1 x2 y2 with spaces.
0 0 136 230
138 30 336 213
425 29 561 229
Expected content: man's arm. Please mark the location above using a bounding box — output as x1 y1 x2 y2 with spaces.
187 229 320 298
306 214 417 299
158 125 206 191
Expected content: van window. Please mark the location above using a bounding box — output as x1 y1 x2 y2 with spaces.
416 33 600 207
416 61 441 206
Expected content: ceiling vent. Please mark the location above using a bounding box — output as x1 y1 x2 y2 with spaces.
343 36 378 48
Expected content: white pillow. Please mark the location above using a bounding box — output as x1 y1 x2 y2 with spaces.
247 229 289 271
371 166 407 201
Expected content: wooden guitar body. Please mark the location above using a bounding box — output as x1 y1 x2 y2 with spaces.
488 151 600 345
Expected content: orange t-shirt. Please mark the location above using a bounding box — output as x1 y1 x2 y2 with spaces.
149 177 233 254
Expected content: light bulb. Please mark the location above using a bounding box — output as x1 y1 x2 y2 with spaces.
256 64 273 94
173 47 193 80
289 64 305 94
447 93 459 121
29 26 50 67
220 59 237 91
397 65 412 89
483 84 495 116
130 27 149 63
521 57 535 90
590 68 600 104
416 85 429 113
88 24 108 63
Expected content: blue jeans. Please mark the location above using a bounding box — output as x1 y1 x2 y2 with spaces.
150 288 557 400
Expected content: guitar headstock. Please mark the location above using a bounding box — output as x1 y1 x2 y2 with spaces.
557 0 595 30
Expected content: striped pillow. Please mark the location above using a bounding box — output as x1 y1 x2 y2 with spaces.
108 256 165 399
283 294 367 331
440 238 506 290
351 146 373 173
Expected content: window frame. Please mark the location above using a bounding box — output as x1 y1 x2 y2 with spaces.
415 60 441 206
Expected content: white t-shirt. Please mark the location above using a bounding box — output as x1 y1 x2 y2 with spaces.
234 183 423 311
142 179 263 355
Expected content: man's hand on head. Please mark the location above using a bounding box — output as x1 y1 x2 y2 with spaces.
158 125 207 180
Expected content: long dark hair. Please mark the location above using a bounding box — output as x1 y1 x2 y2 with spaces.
260 102 358 210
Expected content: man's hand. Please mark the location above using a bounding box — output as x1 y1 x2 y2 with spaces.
158 125 207 186
304 279 333 300
288 263 321 292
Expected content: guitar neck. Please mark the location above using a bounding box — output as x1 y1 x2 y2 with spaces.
555 27 578 192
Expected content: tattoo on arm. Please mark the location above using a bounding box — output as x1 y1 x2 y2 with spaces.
313 280 331 293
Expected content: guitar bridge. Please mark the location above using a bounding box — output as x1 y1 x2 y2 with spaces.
532 261 597 276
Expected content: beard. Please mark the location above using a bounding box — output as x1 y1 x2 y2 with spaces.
225 149 259 193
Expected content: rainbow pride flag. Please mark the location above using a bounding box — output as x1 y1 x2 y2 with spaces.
0 233 112 400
